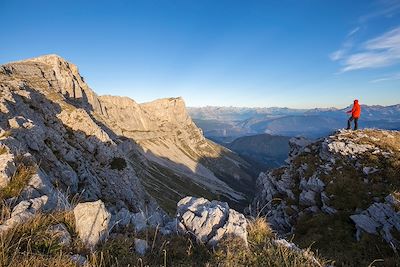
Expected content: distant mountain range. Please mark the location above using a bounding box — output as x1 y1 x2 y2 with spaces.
188 105 400 140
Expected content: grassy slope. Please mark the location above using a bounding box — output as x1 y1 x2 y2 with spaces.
287 130 400 266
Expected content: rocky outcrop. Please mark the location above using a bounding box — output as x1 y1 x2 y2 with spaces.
73 200 111 249
254 129 400 254
176 196 248 246
350 194 400 249
0 55 168 233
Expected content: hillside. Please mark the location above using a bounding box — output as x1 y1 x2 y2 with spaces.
253 129 400 266
0 54 255 215
226 134 290 171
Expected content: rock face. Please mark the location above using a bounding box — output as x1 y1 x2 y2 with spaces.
0 54 254 219
176 196 248 246
73 200 111 249
98 94 255 211
253 129 400 258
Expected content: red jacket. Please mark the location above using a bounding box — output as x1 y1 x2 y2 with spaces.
347 100 361 118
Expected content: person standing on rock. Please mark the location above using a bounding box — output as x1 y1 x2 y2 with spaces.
346 99 361 130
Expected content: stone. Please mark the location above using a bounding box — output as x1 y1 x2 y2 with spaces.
134 238 149 255
350 194 400 247
47 223 72 246
350 214 380 234
73 200 111 249
130 211 147 232
176 196 248 246
0 150 16 188
115 208 132 227
0 195 49 232
70 254 88 266
299 190 316 206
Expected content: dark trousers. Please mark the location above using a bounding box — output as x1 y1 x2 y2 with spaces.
347 116 359 130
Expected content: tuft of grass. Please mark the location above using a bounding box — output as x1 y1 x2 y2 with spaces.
0 211 77 267
0 164 36 200
247 217 274 245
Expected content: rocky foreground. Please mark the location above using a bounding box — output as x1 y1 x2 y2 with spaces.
254 129 400 266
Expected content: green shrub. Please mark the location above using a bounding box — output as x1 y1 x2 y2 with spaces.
110 157 127 171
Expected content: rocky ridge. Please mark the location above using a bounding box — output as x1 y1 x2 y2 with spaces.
254 129 400 265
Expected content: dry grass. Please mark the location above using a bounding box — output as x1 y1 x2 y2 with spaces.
0 211 77 267
0 212 326 267
91 217 325 267
0 164 36 200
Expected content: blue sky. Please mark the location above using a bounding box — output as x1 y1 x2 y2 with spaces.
1 0 400 108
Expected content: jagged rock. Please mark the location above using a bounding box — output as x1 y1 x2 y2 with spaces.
0 195 49 232
176 196 248 246
299 190 316 206
47 223 72 246
350 214 380 235
350 194 400 248
73 200 111 249
300 176 325 192
0 149 16 188
134 238 149 255
287 137 312 163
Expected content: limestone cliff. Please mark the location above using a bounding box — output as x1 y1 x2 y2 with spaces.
0 54 254 217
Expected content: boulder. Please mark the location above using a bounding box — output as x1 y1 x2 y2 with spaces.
73 200 111 250
176 196 248 246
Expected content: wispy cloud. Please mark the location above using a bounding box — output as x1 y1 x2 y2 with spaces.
347 27 360 37
359 0 400 23
370 72 400 83
331 0 400 73
340 27 400 72
330 39 355 61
